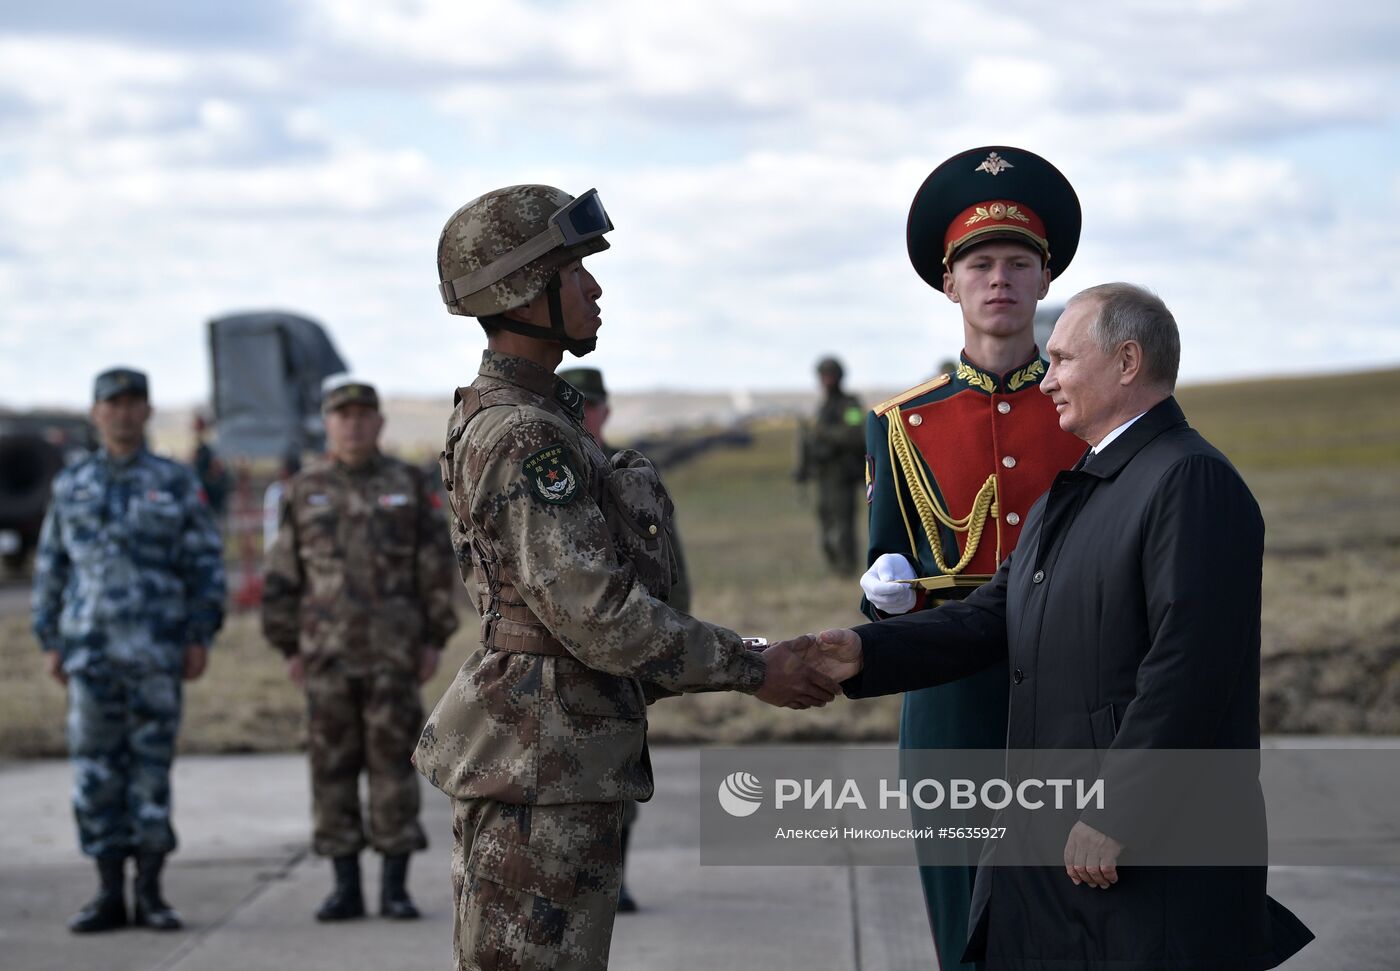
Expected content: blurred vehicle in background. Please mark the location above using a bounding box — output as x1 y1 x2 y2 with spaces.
208 311 348 461
0 411 98 574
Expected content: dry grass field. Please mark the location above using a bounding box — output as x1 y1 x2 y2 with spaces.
1 367 1397 757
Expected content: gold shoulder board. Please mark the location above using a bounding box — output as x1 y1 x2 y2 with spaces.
873 374 951 418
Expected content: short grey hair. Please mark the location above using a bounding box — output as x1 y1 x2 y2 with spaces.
1069 283 1180 391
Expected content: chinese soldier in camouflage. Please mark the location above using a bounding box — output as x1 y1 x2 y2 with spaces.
261 376 459 922
557 364 694 914
556 365 693 619
860 147 1086 969
421 184 839 970
31 367 226 934
795 356 866 574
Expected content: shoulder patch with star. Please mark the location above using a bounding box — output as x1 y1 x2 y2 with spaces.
523 444 580 505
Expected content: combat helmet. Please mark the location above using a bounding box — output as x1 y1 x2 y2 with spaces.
437 185 613 356
815 356 844 381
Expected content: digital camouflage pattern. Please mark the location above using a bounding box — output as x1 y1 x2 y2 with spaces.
30 446 225 860
261 452 459 677
261 452 459 857
417 350 766 968
415 350 765 807
437 185 610 318
450 800 621 968
798 389 867 572
67 670 182 857
31 448 225 673
307 669 427 857
452 799 622 971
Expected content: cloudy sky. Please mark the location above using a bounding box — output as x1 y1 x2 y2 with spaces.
1 0 1397 409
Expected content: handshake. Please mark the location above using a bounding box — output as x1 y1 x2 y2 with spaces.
750 629 864 710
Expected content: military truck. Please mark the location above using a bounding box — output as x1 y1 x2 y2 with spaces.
0 411 97 573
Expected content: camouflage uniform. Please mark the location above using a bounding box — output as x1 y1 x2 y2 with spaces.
416 351 766 970
31 447 225 858
799 386 867 573
261 451 459 858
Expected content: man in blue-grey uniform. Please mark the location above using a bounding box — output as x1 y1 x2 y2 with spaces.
31 367 226 934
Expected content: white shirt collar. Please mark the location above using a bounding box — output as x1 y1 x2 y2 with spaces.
1092 412 1148 454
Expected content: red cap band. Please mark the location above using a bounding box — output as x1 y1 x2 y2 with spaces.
943 200 1049 266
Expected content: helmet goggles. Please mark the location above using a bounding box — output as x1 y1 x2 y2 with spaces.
439 188 612 306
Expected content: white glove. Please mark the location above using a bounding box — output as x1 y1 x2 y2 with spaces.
860 553 918 615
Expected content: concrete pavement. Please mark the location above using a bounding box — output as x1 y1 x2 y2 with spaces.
2 746 1397 970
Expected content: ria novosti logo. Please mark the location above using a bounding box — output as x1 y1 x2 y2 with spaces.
717 771 764 817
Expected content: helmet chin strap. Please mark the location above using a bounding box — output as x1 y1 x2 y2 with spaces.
482 273 596 357
546 275 597 358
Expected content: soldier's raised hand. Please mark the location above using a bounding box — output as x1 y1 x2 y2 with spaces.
860 553 918 614
754 639 841 710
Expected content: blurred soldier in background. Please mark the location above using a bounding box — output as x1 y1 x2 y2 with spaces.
261 376 459 923
189 412 230 521
422 183 837 970
31 367 226 933
558 364 692 914
795 356 866 574
861 147 1086 969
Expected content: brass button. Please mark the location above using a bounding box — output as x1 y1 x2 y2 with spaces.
908 414 923 427
997 402 1011 414
1013 668 1025 684
648 524 659 536
1002 456 1016 468
1006 512 1021 526
1032 570 1045 584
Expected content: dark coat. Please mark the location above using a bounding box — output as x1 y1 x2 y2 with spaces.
845 397 1313 970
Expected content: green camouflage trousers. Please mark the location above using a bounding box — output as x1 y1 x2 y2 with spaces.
452 798 623 971
816 471 859 573
306 668 428 857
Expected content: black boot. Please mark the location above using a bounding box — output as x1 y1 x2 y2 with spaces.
616 825 638 913
316 854 365 922
69 853 128 933
133 851 183 930
379 854 420 920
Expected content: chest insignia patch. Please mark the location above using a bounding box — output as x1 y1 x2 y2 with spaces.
307 494 331 507
523 444 580 506
378 493 410 508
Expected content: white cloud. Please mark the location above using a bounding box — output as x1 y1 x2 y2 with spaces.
0 0 1397 412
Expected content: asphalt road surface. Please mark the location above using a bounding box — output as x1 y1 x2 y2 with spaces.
2 746 1398 970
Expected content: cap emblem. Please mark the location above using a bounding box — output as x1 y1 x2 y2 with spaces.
975 151 1014 176
965 203 1031 228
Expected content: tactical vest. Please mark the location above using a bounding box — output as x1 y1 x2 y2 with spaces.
439 385 682 661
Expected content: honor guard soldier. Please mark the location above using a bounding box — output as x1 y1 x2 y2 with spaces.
859 148 1088 969
261 375 460 922
795 356 866 574
32 367 226 933
418 184 838 970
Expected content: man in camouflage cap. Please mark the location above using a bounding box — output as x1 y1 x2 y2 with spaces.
795 356 867 574
421 185 840 969
262 375 459 922
32 367 226 933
